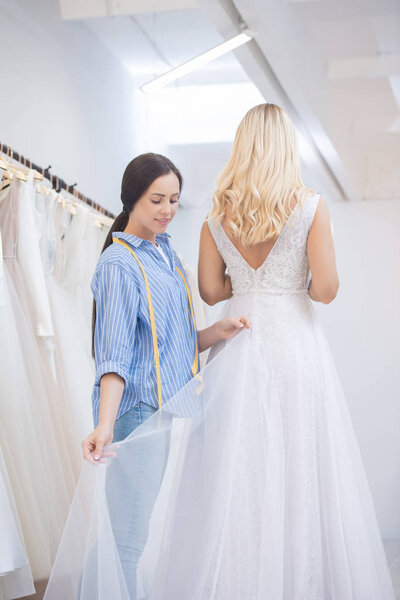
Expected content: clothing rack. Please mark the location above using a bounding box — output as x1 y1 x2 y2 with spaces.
0 141 115 219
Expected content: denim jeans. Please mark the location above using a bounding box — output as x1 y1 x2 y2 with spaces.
106 402 170 599
113 401 157 443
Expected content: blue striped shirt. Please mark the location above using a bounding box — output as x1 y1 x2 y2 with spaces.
90 231 198 427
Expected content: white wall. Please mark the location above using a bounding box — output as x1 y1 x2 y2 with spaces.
315 199 400 538
0 0 139 213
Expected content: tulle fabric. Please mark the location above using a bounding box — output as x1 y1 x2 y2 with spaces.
44 293 394 600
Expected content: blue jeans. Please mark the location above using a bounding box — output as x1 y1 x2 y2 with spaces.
107 402 170 599
113 401 157 442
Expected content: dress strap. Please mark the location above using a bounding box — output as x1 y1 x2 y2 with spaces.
304 193 321 231
207 217 221 247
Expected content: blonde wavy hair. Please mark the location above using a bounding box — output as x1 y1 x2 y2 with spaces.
208 103 313 245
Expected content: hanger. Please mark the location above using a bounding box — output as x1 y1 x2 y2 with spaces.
0 156 14 191
1 145 112 221
92 212 113 229
36 182 53 196
55 193 78 216
0 155 44 182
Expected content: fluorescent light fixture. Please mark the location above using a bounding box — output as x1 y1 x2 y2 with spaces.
141 31 253 93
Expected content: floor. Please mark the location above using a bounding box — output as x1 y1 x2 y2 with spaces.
21 580 47 600
19 539 400 599
385 538 400 600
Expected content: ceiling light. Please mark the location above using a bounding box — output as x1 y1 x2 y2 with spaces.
141 31 253 93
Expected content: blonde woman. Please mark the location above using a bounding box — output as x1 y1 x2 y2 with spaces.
192 103 394 599
43 106 394 600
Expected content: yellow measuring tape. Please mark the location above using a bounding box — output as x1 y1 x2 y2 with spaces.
176 267 199 377
113 238 200 409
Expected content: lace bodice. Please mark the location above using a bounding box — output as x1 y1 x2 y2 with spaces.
208 193 320 296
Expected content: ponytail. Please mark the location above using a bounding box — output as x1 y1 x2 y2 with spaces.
101 210 129 255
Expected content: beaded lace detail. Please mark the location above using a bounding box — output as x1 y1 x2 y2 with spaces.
208 194 320 296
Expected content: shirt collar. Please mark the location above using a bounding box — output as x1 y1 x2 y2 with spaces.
112 231 171 248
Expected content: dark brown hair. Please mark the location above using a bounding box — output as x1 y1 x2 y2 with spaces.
92 153 183 357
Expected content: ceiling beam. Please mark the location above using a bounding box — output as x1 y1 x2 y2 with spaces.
59 0 200 20
201 0 359 202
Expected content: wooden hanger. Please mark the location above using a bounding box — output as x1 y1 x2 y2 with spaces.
0 155 44 182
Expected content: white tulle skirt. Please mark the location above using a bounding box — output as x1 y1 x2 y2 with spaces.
44 293 395 600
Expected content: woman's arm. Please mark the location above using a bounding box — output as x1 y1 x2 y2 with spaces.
198 221 232 305
81 373 124 464
82 262 139 464
307 197 339 304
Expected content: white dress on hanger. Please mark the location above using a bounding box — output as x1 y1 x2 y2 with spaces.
38 195 95 441
0 178 79 579
44 192 395 600
80 209 110 328
63 203 108 326
0 230 34 600
16 173 54 338
54 202 110 436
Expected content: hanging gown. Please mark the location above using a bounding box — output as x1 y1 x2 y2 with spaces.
0 230 34 600
43 192 395 600
0 177 78 579
39 197 96 442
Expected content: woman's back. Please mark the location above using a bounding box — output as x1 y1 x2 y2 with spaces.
200 192 339 306
220 196 298 271
207 192 320 298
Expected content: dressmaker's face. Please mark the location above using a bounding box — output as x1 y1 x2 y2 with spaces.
132 172 180 235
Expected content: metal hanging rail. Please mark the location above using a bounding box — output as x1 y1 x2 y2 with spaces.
0 141 116 219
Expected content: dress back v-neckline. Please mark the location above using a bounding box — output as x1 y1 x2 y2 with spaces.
219 201 300 273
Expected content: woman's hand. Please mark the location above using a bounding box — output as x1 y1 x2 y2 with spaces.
81 373 124 465
215 316 251 340
81 424 116 466
198 316 251 352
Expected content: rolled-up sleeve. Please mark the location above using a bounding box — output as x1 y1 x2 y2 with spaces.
92 262 139 386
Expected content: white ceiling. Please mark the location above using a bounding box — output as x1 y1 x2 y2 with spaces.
59 0 201 19
59 0 400 201
77 5 249 86
226 0 400 201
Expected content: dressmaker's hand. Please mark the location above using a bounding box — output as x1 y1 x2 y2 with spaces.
216 316 251 340
81 424 116 466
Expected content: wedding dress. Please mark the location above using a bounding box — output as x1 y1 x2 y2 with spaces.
0 178 79 579
43 200 98 442
44 192 395 599
0 231 34 600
